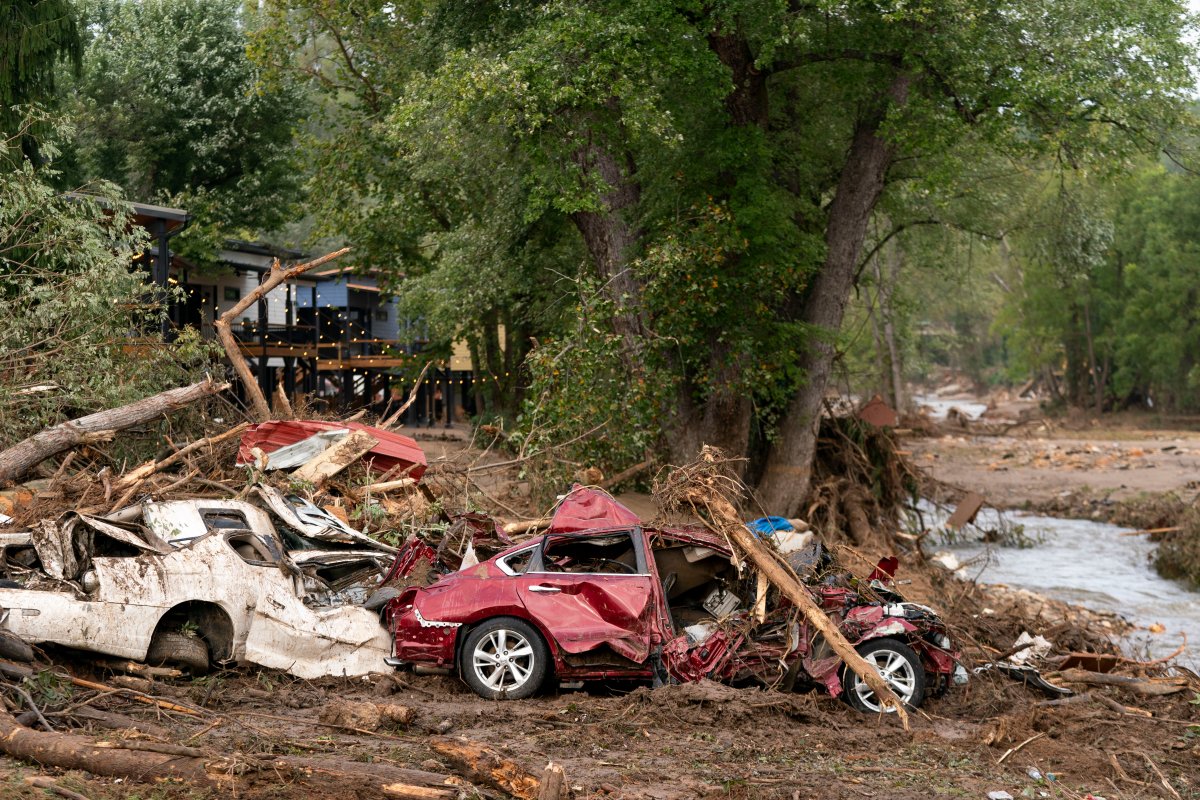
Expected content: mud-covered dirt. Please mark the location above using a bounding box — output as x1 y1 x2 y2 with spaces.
0 655 1196 800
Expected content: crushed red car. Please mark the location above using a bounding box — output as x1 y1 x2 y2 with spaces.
384 488 966 712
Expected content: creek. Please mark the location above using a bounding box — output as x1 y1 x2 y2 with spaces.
930 507 1199 667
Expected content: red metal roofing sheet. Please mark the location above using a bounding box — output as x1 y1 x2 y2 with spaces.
237 420 427 480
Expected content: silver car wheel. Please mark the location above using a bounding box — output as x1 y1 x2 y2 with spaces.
471 627 536 693
852 646 918 713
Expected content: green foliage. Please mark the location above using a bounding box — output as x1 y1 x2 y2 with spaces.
255 0 1198 472
518 282 671 495
0 113 216 446
56 0 303 259
0 0 81 137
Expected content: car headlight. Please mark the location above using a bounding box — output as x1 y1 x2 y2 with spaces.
80 570 99 594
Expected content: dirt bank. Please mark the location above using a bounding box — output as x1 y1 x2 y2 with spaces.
909 428 1200 510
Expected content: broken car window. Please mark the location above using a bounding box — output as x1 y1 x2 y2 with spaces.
537 533 641 574
497 547 534 576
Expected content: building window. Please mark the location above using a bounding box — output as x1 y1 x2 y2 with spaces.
374 308 388 322
224 286 241 302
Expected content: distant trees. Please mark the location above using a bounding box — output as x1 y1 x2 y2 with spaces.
57 0 303 257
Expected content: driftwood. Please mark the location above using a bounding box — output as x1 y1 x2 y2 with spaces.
1055 668 1189 696
0 378 228 486
657 446 910 727
214 248 350 421
430 735 543 800
293 430 378 488
598 458 653 490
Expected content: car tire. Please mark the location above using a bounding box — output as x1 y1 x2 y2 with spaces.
843 637 925 713
460 617 548 700
146 631 210 676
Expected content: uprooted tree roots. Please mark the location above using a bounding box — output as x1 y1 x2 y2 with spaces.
803 416 921 552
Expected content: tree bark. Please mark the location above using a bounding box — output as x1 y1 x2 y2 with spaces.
429 736 543 800
0 706 465 796
570 133 650 371
756 73 911 515
213 247 350 421
0 378 228 486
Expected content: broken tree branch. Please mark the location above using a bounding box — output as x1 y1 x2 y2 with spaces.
381 361 433 429
114 423 250 491
214 248 350 421
429 736 543 800
0 378 228 486
656 445 911 728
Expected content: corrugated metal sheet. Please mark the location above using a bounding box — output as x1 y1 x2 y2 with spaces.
237 420 426 480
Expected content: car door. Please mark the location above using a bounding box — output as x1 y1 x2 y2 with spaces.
514 529 658 665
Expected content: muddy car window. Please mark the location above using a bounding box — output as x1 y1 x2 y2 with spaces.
201 510 252 531
538 533 640 574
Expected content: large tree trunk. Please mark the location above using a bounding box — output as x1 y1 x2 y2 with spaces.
570 130 650 370
0 378 228 486
756 73 911 515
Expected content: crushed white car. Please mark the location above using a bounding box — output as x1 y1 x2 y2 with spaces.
0 487 395 678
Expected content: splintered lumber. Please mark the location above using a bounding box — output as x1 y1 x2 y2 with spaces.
430 736 542 800
661 446 910 727
537 762 568 800
293 430 378 488
214 248 350 421
0 378 228 486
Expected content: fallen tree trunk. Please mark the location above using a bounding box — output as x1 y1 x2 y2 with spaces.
0 378 228 487
0 706 468 796
659 445 910 727
1055 668 1189 696
430 735 543 799
214 248 350 421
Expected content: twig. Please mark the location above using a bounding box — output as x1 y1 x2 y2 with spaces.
997 732 1045 764
23 776 91 800
1141 752 1182 800
11 684 54 731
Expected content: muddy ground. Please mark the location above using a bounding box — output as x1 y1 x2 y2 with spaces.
2 422 1199 799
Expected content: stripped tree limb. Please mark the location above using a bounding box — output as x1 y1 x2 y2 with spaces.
381 361 433 429
115 422 250 490
655 445 910 728
214 248 350 421
0 378 228 487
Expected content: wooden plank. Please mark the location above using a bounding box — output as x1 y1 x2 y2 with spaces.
292 430 378 488
946 491 986 529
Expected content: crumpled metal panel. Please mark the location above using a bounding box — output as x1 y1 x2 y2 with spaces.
236 420 427 479
549 485 642 533
520 577 655 663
